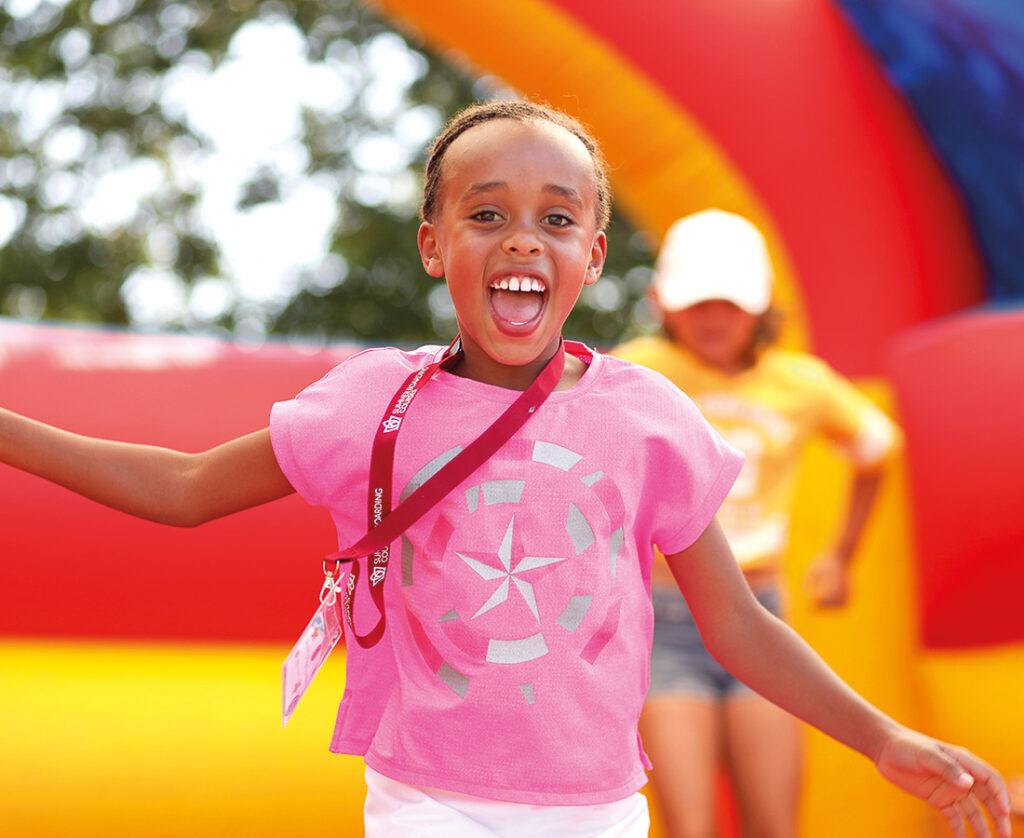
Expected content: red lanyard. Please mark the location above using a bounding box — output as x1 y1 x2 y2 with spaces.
325 338 569 648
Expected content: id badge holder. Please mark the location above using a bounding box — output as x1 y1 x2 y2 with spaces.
281 564 345 726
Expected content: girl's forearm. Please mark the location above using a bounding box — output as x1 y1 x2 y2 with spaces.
1 407 294 525
707 601 902 761
0 408 202 525
669 521 905 762
833 467 884 563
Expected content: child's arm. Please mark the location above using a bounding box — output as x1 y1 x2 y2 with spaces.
0 408 293 526
804 464 884 608
664 520 1012 838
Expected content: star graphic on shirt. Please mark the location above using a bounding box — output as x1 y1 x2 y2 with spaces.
456 516 569 621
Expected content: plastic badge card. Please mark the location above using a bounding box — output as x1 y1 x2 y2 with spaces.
281 594 343 726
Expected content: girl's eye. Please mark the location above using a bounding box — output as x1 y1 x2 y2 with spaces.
471 210 500 223
543 213 573 227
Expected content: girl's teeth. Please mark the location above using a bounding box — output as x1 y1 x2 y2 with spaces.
491 276 545 292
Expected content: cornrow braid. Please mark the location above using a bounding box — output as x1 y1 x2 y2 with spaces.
420 100 612 231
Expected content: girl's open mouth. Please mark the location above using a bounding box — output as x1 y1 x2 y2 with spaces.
488 275 548 332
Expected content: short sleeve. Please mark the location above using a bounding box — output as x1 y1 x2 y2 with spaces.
269 347 408 509
623 365 745 557
270 363 354 507
654 427 744 556
806 358 902 467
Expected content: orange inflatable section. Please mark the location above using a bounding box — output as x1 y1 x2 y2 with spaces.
374 0 983 374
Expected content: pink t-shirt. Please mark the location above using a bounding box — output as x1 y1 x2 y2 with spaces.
270 343 742 805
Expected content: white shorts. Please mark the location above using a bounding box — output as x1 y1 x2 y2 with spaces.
363 766 650 837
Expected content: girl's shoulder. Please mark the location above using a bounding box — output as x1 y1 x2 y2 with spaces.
592 349 711 429
313 344 445 390
338 343 444 372
606 335 674 368
279 345 447 426
606 336 710 389
757 347 846 390
600 343 695 392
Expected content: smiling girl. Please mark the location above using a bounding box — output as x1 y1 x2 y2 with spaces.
0 101 1011 838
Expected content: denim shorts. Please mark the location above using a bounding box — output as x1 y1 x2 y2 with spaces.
648 586 783 700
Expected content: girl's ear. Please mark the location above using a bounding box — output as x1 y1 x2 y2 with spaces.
418 222 445 277
583 231 608 286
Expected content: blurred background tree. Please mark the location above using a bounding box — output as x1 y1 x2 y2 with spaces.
0 0 655 346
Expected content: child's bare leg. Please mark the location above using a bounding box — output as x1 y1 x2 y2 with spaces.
639 696 721 838
723 693 801 838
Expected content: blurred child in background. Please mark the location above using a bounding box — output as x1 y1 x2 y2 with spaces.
613 209 902 838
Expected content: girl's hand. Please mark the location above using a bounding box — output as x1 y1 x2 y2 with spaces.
1009 774 1024 818
804 551 851 608
875 729 1012 838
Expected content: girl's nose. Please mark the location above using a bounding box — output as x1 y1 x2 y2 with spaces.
502 226 543 256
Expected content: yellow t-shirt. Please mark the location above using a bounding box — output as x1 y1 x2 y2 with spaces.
611 336 900 571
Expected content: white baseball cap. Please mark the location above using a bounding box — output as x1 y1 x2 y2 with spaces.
652 209 773 314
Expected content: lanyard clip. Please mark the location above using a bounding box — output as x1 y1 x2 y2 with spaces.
320 561 342 605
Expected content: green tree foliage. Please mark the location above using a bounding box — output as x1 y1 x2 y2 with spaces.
0 0 654 346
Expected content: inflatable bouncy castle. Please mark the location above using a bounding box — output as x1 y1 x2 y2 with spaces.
2 2 1022 836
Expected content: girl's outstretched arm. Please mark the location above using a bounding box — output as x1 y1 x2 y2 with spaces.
804 465 885 608
664 520 1012 838
0 408 293 527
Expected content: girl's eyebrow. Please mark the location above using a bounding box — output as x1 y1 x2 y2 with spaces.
462 181 584 208
544 184 584 208
463 181 507 198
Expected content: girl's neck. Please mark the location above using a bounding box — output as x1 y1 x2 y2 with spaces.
449 338 583 391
